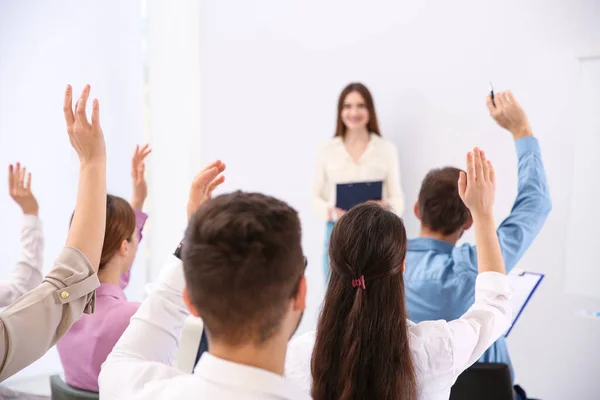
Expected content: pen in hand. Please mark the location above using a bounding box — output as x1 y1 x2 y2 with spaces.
489 81 496 107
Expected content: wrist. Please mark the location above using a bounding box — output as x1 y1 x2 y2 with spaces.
22 208 38 216
472 212 495 226
131 197 144 210
511 125 533 140
79 160 106 173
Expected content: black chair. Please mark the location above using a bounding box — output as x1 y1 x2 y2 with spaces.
449 363 514 400
49 375 99 400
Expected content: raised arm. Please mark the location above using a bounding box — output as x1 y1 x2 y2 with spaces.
486 91 551 271
130 144 151 212
0 165 44 307
0 85 107 381
100 161 225 398
64 85 107 267
450 148 511 375
120 144 151 289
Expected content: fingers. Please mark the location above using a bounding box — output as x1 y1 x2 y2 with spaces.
494 92 504 108
480 149 489 181
505 90 521 109
193 161 227 190
488 160 496 184
466 151 475 184
13 163 21 195
139 144 151 156
206 175 225 195
133 144 152 163
8 165 13 192
25 172 32 191
194 166 220 188
91 98 100 127
473 148 484 181
458 171 467 199
75 85 91 124
201 160 225 174
486 94 495 112
19 167 26 190
63 85 75 126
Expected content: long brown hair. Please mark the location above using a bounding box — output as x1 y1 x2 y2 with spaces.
70 194 136 268
334 83 381 138
311 203 417 400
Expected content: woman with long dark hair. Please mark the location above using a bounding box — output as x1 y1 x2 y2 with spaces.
312 83 405 283
289 148 512 400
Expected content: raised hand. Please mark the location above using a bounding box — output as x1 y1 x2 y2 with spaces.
63 85 106 164
131 144 152 210
63 84 107 270
458 148 496 219
8 163 38 216
486 90 532 140
187 160 226 220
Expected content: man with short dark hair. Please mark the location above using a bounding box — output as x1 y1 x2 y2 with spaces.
100 161 310 400
404 91 551 400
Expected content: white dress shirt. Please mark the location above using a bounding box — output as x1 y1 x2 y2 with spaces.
99 255 311 400
312 133 405 220
285 272 512 400
0 215 43 307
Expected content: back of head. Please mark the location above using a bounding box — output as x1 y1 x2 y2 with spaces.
182 191 304 346
311 203 417 400
418 167 470 235
71 195 136 268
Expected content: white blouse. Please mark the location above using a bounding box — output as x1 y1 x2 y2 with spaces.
312 133 405 220
284 272 512 400
0 215 43 307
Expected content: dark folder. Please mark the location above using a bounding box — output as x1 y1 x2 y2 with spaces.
336 180 383 211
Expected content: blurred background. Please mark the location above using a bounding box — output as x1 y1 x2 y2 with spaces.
1 0 599 398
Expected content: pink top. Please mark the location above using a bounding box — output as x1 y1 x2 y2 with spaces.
56 209 148 392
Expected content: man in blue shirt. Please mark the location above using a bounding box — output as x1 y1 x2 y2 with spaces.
404 91 551 399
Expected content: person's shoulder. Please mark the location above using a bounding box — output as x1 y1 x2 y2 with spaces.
408 320 455 379
372 135 398 153
289 330 316 350
286 330 316 368
452 243 479 276
112 300 141 317
318 137 343 152
285 330 316 393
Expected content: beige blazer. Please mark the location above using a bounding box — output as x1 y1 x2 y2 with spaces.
0 246 100 381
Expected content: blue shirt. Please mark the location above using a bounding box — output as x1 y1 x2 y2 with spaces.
404 137 551 382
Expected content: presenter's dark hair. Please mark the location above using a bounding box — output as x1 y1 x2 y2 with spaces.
334 83 381 138
311 203 417 400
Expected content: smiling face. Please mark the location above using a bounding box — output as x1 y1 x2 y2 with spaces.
334 83 381 138
340 91 370 131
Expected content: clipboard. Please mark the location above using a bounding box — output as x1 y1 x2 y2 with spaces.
336 180 383 211
505 269 544 337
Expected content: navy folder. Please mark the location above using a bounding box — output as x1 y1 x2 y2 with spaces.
336 180 383 211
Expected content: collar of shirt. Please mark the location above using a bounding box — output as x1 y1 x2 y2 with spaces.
333 132 379 161
96 282 127 301
408 237 455 253
195 353 311 400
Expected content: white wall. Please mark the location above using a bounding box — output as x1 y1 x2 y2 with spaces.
0 0 145 381
199 0 600 398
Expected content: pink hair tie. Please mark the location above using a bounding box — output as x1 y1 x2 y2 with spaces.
352 275 366 290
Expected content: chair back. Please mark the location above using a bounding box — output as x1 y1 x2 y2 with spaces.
449 363 514 400
50 375 99 400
